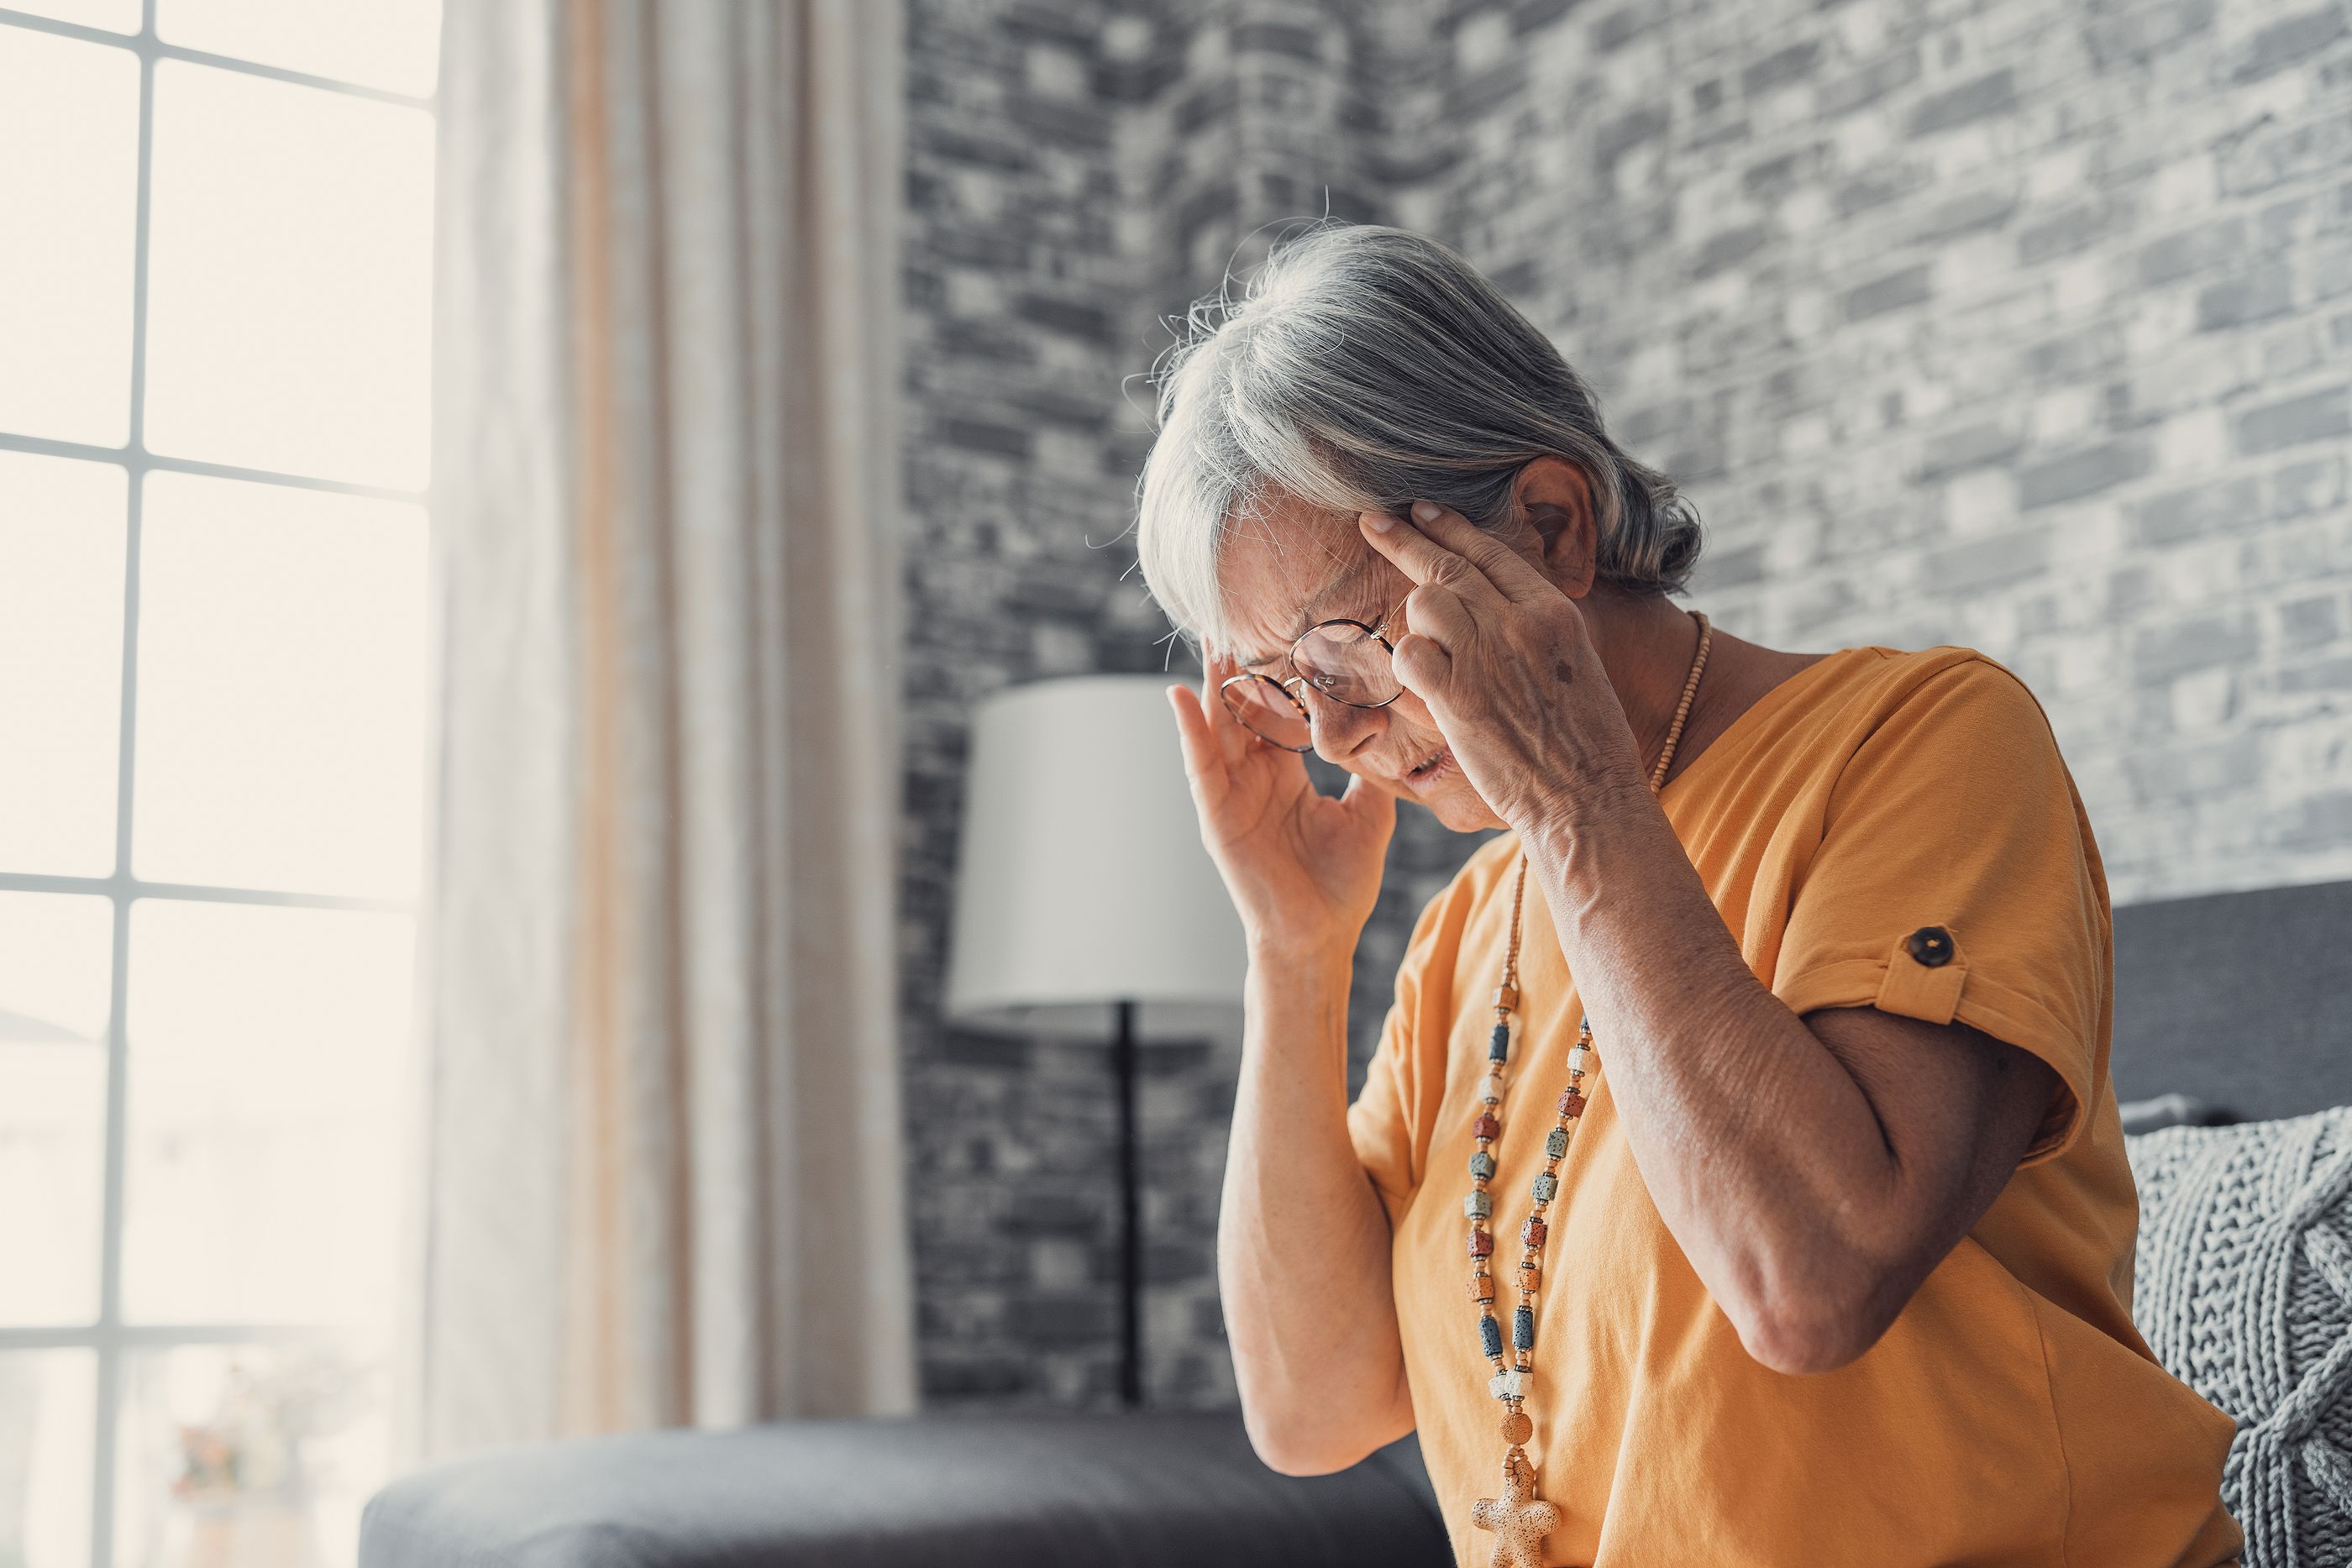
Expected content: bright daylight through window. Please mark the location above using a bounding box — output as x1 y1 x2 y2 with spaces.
0 2 440 1564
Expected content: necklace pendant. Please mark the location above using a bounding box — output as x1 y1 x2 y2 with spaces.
1470 1447 1559 1568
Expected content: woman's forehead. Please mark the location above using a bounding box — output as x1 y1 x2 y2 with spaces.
1215 511 1394 663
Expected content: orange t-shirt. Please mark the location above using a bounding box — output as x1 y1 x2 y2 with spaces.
1347 645 2240 1567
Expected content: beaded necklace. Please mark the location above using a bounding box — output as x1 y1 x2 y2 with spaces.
1467 611 1712 1568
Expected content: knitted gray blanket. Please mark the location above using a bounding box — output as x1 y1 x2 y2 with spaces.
2130 1107 2352 1568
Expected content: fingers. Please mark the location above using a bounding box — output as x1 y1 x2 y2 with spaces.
1357 506 1506 605
1201 654 1262 769
1358 501 1552 603
1167 682 1233 812
1404 581 1478 649
1337 767 1399 832
1389 631 1455 707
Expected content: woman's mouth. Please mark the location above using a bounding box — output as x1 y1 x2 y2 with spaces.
1404 746 1456 789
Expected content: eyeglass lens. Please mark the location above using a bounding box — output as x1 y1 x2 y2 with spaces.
1220 621 1402 750
1291 621 1398 706
1222 677 1311 750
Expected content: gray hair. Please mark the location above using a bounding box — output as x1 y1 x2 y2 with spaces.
1135 223 1701 655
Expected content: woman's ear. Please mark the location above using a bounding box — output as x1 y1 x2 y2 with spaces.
1513 457 1600 598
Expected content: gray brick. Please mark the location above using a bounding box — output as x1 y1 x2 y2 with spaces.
1843 263 1935 322
2126 738 2261 805
2132 476 2262 544
1918 422 2022 479
1014 292 1116 341
2220 106 2352 197
2281 595 2344 649
2018 439 2155 509
1694 222 1773 279
1693 541 1766 590
1924 528 2053 595
2196 265 2296 330
2234 386 2352 454
1742 39 1822 95
1913 188 2017 244
1595 105 1672 170
1903 69 2015 137
2086 0 2219 66
1593 5 1652 51
2230 3 2349 82
2019 195 2137 265
2138 218 2250 285
2134 613 2262 684
940 417 1035 460
1818 47 1920 116
2279 792 2352 852
2276 653 2352 694
2272 457 2348 518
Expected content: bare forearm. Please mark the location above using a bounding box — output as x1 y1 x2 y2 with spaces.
1520 803 1912 1362
1218 941 1412 1471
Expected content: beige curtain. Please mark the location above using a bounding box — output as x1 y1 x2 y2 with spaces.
409 0 915 1460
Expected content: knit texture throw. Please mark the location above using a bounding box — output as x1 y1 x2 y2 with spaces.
2129 1108 2352 1568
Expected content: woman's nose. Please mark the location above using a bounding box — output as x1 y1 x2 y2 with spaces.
1306 688 1386 765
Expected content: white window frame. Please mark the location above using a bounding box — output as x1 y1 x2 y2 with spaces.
0 6 433 1561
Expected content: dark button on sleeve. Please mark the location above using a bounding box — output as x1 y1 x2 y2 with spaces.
1906 926 1955 967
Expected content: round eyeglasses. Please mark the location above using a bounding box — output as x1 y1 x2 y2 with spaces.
1217 596 1408 753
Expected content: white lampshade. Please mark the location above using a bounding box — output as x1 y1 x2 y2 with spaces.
945 675 1246 1040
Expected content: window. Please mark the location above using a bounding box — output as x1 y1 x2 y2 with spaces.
0 3 439 1564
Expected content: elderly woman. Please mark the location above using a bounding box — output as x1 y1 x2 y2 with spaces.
1138 225 2239 1568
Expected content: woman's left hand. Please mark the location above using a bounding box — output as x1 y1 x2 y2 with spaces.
1357 499 1651 831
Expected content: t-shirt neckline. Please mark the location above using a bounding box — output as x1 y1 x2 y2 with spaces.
1658 644 1871 802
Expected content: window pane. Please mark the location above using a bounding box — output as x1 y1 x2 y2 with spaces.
0 28 139 444
3 0 139 32
0 891 113 1327
158 0 443 97
0 1350 97 1568
113 1339 386 1568
144 61 434 490
122 900 413 1327
133 472 427 898
0 450 127 876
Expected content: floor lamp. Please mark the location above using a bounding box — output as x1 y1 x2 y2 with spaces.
945 675 1246 1406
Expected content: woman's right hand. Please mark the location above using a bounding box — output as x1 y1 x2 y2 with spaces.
1168 658 1396 961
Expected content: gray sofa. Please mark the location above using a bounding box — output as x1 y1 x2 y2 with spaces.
362 879 2352 1567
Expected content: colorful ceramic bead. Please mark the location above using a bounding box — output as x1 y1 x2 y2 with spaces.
1468 1229 1494 1257
1488 1368 1528 1401
1545 1128 1569 1159
1473 1113 1500 1141
1501 1411 1533 1445
1470 1151 1496 1180
1513 1306 1535 1350
1471 1273 1495 1303
1480 1073 1506 1104
1479 1314 1504 1358
1488 1022 1511 1062
1560 1090 1588 1118
1464 1192 1492 1218
1531 1172 1558 1203
1521 1217 1547 1247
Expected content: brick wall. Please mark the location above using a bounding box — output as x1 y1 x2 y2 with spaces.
1391 0 2352 905
898 0 2352 1408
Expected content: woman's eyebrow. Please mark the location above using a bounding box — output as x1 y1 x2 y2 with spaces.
1231 569 1389 669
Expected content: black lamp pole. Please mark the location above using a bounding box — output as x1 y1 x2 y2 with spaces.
1114 998 1142 1406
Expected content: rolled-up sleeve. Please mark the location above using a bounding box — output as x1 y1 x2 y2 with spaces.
1770 659 2106 1166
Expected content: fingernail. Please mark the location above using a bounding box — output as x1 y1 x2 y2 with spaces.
1361 510 1396 533
1411 499 1441 523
